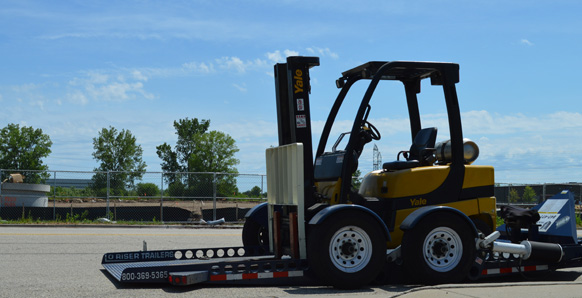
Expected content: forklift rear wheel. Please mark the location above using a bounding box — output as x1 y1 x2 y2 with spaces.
242 218 269 249
471 217 492 236
307 211 386 289
401 213 475 284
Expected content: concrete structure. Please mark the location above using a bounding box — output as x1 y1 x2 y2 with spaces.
0 183 50 207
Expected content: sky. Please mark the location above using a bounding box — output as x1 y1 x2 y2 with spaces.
1 0 582 184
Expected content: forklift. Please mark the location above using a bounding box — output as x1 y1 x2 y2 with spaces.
102 57 582 288
242 56 495 286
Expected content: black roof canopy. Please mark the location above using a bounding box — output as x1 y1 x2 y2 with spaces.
339 61 459 86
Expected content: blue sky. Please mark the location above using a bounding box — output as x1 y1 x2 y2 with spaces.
1 0 582 184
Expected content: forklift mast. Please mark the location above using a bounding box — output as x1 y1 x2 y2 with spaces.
274 56 320 209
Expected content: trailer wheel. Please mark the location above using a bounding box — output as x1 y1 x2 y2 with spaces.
307 211 386 289
242 218 269 249
402 213 475 284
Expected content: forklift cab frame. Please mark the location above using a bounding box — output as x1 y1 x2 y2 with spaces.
314 61 466 205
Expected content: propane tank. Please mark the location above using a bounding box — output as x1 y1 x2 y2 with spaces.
435 138 479 164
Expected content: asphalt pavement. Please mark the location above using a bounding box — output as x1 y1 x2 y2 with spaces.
1 225 582 297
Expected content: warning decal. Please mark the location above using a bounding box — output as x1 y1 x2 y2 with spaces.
537 199 568 232
296 115 307 128
297 98 305 111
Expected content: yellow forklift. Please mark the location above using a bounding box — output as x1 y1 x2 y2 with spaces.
243 57 496 286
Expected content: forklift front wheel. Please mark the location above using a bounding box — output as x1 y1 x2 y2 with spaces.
401 213 475 284
307 211 386 289
242 218 269 250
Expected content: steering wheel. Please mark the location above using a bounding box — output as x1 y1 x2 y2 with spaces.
363 120 381 140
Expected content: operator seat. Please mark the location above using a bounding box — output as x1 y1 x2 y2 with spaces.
382 127 438 171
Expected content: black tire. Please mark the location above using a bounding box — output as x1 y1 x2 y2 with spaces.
242 218 269 249
307 210 386 289
401 213 476 284
471 217 492 236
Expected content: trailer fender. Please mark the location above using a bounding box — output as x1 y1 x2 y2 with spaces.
308 204 391 242
244 202 268 227
400 206 478 236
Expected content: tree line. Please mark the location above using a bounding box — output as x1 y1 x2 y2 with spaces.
0 118 261 198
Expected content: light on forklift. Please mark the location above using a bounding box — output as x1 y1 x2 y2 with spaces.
435 138 479 164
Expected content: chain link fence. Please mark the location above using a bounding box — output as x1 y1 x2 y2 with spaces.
494 183 582 220
0 169 266 223
2 169 581 223
495 183 582 206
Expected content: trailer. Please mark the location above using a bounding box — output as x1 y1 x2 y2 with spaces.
102 57 582 288
101 188 582 286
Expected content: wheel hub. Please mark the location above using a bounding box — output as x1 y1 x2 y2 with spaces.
423 227 463 272
340 241 356 256
431 239 449 258
329 226 373 273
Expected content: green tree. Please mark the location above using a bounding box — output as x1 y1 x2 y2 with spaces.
136 183 160 197
352 169 363 190
91 126 146 195
522 186 537 203
508 188 520 203
245 186 262 198
156 118 210 187
216 174 239 197
190 130 239 173
157 118 239 197
0 123 52 183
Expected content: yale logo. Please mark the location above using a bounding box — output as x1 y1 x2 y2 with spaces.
410 198 427 207
294 69 304 94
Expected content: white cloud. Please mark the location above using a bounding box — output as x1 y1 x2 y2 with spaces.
520 39 534 46
132 70 148 81
232 83 247 92
266 49 301 63
217 120 278 140
219 56 246 73
91 81 143 101
182 61 216 74
461 110 582 135
306 47 339 59
284 49 299 57
137 49 331 79
11 83 41 93
66 70 155 103
31 100 45 110
66 91 89 105
87 72 109 85
2 83 51 111
265 47 337 65
266 51 284 63
215 56 269 74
